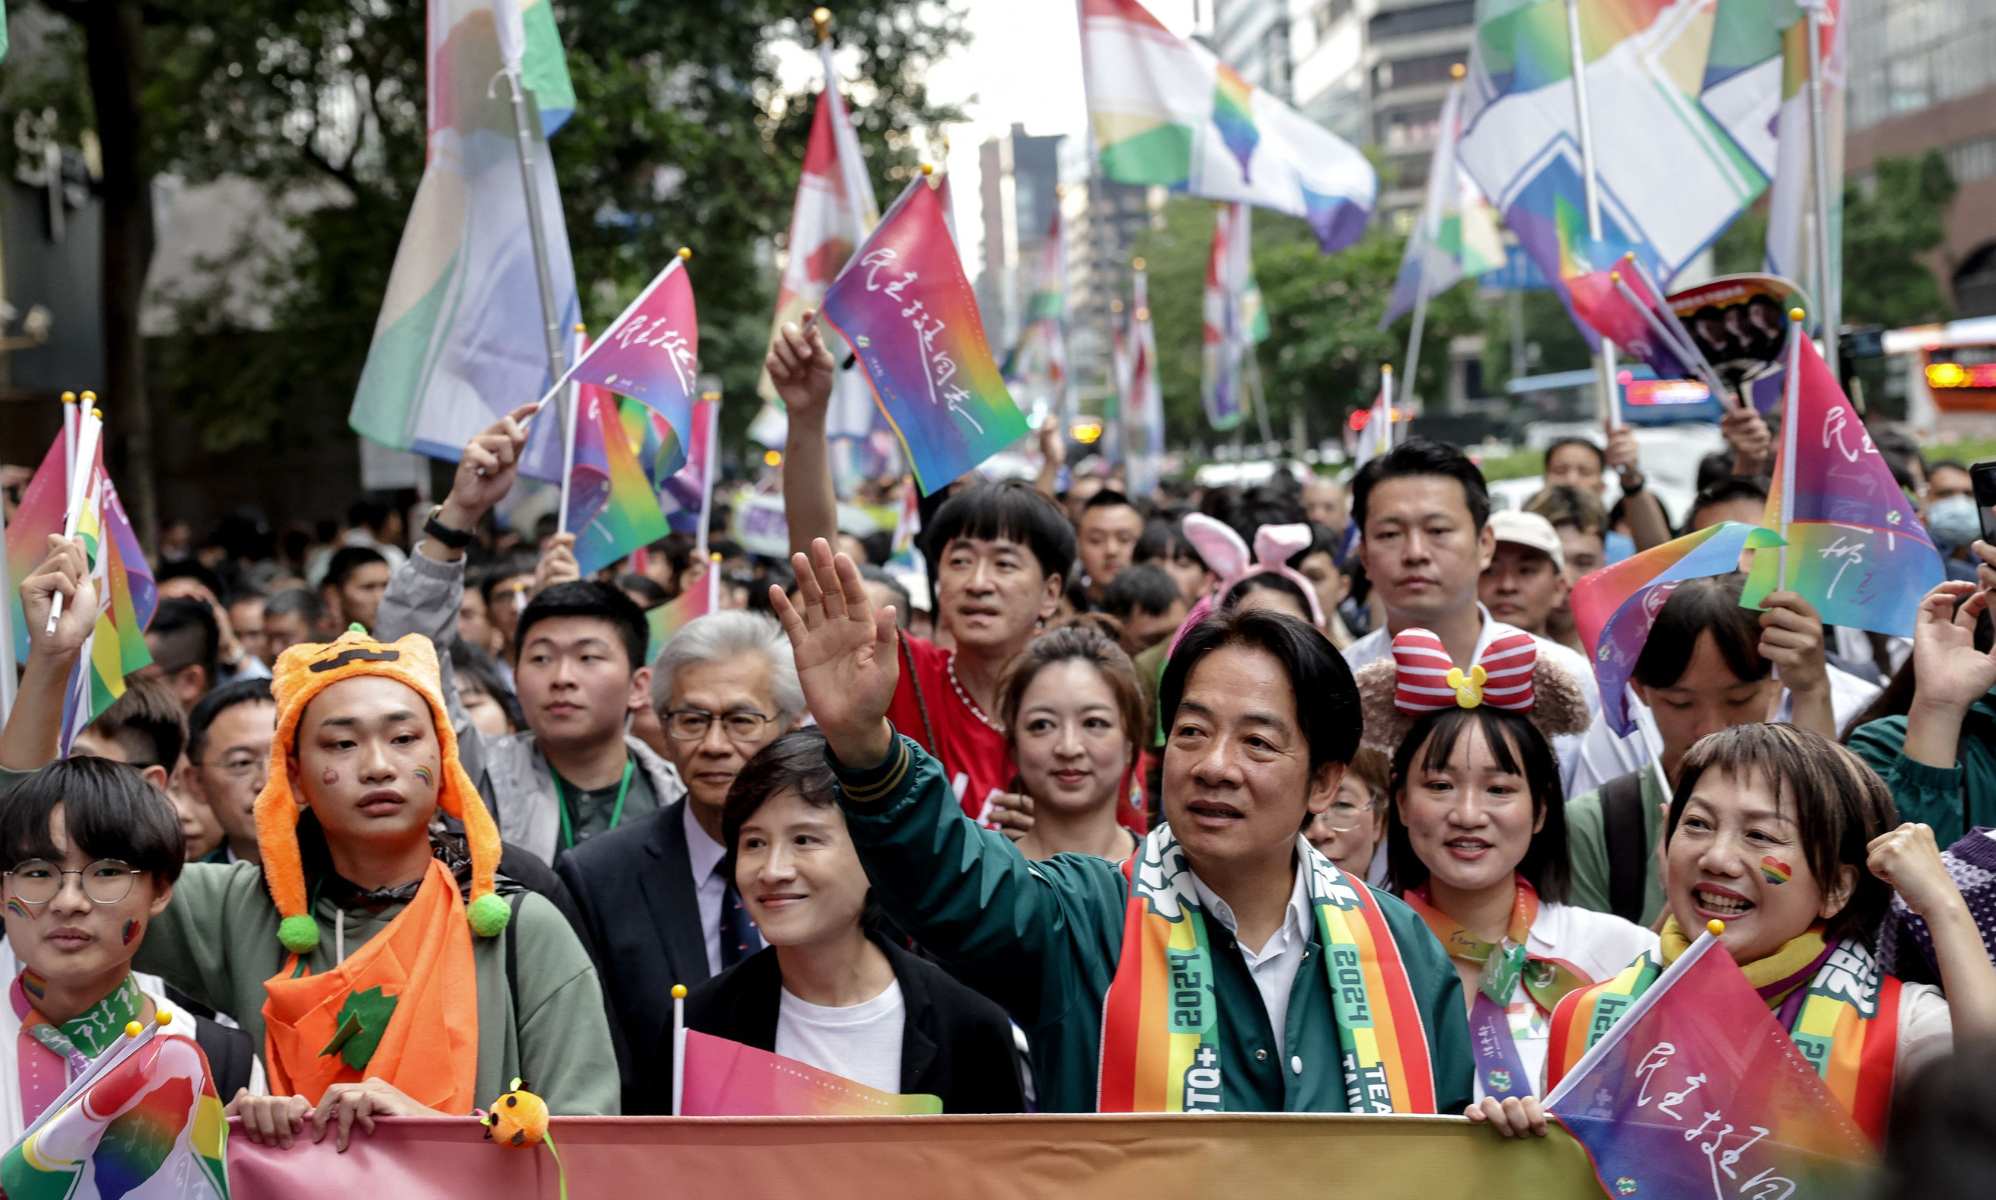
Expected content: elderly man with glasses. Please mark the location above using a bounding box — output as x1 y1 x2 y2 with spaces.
554 610 806 1111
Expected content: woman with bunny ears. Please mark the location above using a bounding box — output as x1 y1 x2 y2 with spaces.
1356 628 1656 1100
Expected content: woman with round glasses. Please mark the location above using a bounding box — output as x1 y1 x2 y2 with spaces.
0 757 261 1144
1305 747 1389 881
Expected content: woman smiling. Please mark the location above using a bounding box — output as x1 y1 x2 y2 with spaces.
995 626 1147 863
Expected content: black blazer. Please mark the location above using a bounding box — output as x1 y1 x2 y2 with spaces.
650 934 1026 1117
554 799 712 1112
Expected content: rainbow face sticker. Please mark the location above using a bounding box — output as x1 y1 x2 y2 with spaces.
1760 856 1793 886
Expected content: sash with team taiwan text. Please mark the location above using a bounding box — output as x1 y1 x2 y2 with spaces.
1097 827 1436 1113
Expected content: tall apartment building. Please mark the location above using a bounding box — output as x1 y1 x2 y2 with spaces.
975 123 1066 350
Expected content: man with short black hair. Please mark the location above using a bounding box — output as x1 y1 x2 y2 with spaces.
374 408 686 864
1077 489 1145 605
773 549 1471 1114
769 319 1079 823
1346 439 1597 750
1101 562 1189 654
183 679 276 865
140 596 221 709
1686 476 1770 532
319 544 390 633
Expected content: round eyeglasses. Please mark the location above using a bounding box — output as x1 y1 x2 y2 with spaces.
5 859 146 906
1314 798 1377 834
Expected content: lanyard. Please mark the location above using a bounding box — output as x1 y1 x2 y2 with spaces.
554 758 636 850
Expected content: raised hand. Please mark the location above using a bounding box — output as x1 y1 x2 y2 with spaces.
1757 590 1829 697
1719 406 1771 476
1909 581 1996 713
766 313 836 424
535 532 581 593
1604 421 1641 478
441 402 542 529
769 538 899 768
20 535 95 657
1867 822 1963 921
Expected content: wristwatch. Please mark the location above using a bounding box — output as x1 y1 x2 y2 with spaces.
1619 471 1646 495
423 506 474 550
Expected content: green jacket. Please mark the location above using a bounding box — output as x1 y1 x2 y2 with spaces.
831 733 1473 1115
136 862 620 1115
1566 769 1667 928
1849 693 1996 844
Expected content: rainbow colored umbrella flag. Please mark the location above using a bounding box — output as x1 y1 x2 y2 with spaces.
1743 324 1941 635
820 175 1030 496
680 1030 940 1117
1544 926 1874 1200
1571 521 1785 736
1079 0 1374 253
570 386 671 578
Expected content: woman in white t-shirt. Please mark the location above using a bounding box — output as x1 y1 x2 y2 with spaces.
668 731 1024 1113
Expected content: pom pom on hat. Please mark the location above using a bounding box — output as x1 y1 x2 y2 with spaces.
468 892 511 938
279 914 320 954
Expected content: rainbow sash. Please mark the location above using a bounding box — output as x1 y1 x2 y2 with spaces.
1547 936 1901 1142
1096 828 1436 1113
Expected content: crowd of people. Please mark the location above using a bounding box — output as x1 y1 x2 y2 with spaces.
0 314 1992 1183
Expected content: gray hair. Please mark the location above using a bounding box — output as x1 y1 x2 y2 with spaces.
649 610 805 720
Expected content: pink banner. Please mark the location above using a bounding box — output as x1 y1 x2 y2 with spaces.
228 1114 1604 1199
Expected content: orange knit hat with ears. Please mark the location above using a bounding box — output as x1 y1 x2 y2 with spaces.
255 626 509 953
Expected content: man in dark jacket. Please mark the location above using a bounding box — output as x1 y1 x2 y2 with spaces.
655 730 1024 1116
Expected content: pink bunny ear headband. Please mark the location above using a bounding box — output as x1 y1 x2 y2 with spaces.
1163 514 1327 658
1352 627 1590 755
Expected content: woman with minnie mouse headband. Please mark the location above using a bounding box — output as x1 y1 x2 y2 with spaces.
1356 628 1656 1102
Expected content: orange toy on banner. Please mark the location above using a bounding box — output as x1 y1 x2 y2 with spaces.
228 1113 1613 1199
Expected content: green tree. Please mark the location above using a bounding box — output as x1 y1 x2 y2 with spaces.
1131 197 1479 453
5 1 966 542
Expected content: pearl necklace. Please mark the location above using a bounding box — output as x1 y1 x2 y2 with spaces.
947 656 1002 731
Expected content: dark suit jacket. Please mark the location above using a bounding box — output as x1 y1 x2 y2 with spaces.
650 934 1027 1117
554 800 711 1112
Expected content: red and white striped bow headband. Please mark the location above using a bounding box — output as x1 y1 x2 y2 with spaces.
1389 627 1538 714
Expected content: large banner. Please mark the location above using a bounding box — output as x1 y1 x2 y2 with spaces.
231 1114 1603 1198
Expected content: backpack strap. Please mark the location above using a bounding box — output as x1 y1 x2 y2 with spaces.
192 1014 256 1101
1600 772 1650 925
505 890 526 1016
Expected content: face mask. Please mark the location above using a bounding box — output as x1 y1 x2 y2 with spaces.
1927 494 1981 548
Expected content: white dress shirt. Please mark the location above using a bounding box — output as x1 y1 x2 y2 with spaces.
684 802 729 977
1192 856 1314 1057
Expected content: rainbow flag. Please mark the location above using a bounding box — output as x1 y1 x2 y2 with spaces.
1079 0 1374 252
1380 82 1505 329
680 1030 940 1116
644 559 717 665
1000 207 1071 425
820 175 1029 496
349 0 580 484
546 257 698 424
569 386 670 578
2 1024 228 1199
1743 319 1941 635
1200 202 1267 432
5 431 71 669
1544 926 1873 1200
1571 521 1785 736
1765 1 1843 326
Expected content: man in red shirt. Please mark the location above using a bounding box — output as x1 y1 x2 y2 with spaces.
768 316 1082 825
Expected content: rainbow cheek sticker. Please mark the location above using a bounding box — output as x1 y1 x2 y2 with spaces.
3 898 31 921
1760 856 1793 886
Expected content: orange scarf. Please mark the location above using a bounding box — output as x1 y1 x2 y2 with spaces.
260 859 481 1112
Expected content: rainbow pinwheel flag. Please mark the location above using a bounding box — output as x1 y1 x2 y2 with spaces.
820 175 1029 496
1079 0 1374 253
644 557 718 665
569 385 670 578
1744 321 1942 635
2 1026 229 1199
1544 927 1873 1200
680 1030 941 1117
1201 202 1266 432
350 0 580 484
1571 521 1785 736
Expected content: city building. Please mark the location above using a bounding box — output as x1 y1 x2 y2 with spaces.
975 123 1065 350
1843 0 1996 316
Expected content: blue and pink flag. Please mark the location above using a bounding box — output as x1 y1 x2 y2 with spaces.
680 1030 940 1117
542 254 699 427
1571 521 1785 736
821 174 1030 495
1544 927 1873 1200
568 384 671 578
1743 321 1942 636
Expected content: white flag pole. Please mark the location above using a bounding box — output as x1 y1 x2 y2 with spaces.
1804 1 1838 379
694 391 720 561
671 983 687 1116
1564 0 1622 432
489 2 569 458
556 324 587 536
1776 311 1805 591
43 404 103 635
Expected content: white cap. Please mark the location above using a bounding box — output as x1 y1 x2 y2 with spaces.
1488 510 1564 573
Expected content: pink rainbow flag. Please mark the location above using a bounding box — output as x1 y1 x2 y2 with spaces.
1743 322 1941 635
821 175 1029 495
680 1030 940 1117
569 383 670 578
545 257 699 432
